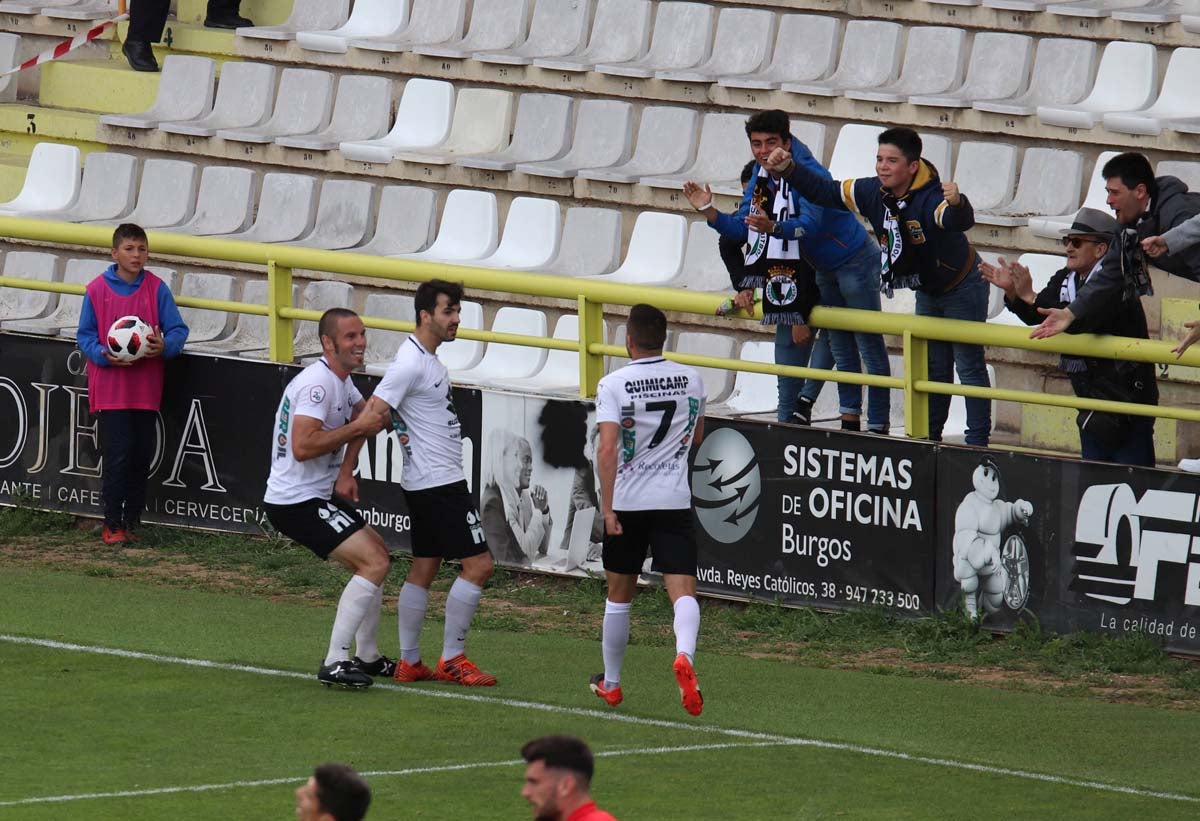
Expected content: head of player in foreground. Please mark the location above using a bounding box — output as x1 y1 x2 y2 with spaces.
295 763 371 821
521 735 616 821
319 308 368 376
1102 152 1156 227
111 222 149 282
413 278 464 350
874 127 924 197
623 302 667 360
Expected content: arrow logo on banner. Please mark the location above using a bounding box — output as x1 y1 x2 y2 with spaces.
693 458 722 473
692 484 750 509
724 494 761 525
708 459 756 491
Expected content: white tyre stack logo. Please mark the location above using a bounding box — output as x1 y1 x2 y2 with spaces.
690 427 761 544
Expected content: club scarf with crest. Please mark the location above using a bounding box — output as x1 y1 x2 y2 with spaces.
879 192 922 297
743 167 817 325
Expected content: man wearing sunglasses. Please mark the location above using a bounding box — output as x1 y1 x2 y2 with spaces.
981 208 1157 466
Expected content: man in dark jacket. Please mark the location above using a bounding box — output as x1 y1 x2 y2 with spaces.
982 208 1157 466
765 127 991 446
1031 152 1200 339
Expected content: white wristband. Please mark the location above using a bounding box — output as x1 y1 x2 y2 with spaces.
694 199 713 212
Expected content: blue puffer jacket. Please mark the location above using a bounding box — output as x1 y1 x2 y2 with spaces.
707 134 870 273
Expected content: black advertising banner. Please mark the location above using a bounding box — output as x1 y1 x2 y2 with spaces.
0 334 483 554
691 419 938 615
935 447 1200 655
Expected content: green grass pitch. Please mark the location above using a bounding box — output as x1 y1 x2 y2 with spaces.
2 566 1199 819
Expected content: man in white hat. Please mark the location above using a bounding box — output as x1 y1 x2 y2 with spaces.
981 207 1157 466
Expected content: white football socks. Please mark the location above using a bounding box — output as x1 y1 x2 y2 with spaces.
673 595 700 663
602 599 632 688
325 575 379 666
442 577 483 660
397 582 430 664
353 582 384 662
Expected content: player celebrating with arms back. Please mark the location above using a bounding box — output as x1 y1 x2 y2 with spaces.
263 309 391 689
357 279 498 686
591 304 707 716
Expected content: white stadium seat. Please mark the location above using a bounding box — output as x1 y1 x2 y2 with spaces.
0 32 19 101
530 207 623 278
707 340 777 417
594 1 715 79
587 211 687 286
159 62 277 138
845 27 967 104
339 78 454 164
920 134 953 180
909 33 1034 109
354 185 438 256
216 69 334 144
237 0 349 41
393 88 514 165
515 99 633 179
412 0 532 60
534 0 652 73
240 280 354 361
640 112 746 195
718 14 840 91
100 55 215 130
1105 48 1200 136
828 123 883 181
287 180 376 250
393 189 498 263
3 262 98 335
83 158 197 229
214 173 317 243
351 0 466 53
975 148 1084 227
673 332 736 404
952 142 1018 213
22 151 134 222
476 197 561 270
276 75 392 152
187 280 296 355
791 120 827 166
1156 160 1200 192
178 272 236 345
473 0 592 65
489 313 601 395
457 93 573 172
973 38 1097 118
360 293 416 369
577 105 698 184
1037 41 1157 130
296 0 409 53
655 7 775 84
1027 151 1119 239
170 166 256 236
452 306 548 384
781 20 902 97
675 221 736 292
1112 1 1194 22
0 142 80 217
433 301 485 372
0 252 59 323
1047 0 1154 17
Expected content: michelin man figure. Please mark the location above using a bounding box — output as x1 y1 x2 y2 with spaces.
952 458 1032 618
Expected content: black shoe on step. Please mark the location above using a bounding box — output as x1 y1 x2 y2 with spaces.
352 655 397 678
317 660 372 689
121 40 159 72
790 397 814 425
841 418 861 432
204 13 253 28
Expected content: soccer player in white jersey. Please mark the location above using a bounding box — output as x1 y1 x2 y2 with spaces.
355 279 498 687
263 309 392 689
591 304 707 716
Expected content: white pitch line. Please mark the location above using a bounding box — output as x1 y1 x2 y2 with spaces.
0 741 790 807
2 634 1198 806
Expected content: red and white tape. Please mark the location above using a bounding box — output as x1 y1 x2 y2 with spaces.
1 13 129 77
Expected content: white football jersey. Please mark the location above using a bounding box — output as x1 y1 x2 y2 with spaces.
372 335 466 491
264 359 363 505
596 356 706 511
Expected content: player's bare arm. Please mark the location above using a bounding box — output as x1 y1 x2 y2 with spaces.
597 421 621 537
335 399 370 502
291 408 386 463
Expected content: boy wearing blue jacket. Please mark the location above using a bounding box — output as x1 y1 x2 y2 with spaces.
684 110 891 433
766 127 991 447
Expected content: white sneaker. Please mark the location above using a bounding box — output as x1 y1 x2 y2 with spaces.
1178 458 1200 473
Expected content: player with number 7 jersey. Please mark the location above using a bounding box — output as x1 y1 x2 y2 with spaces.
592 304 707 716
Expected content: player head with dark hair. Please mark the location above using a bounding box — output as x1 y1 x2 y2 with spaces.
295 763 371 821
625 303 667 356
740 159 757 187
110 223 150 280
521 735 597 821
412 278 464 350
317 308 366 374
1101 152 1157 226
112 222 148 248
876 128 924 195
745 110 792 177
414 279 464 327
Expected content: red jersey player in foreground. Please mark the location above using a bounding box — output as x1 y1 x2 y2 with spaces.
592 304 707 716
356 279 498 686
263 309 392 689
521 735 618 821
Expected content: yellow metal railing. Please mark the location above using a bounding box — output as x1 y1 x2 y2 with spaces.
2 216 1200 441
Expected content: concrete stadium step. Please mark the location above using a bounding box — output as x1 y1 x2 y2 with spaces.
39 59 161 113
0 103 101 147
1019 403 1178 463
112 20 239 57
175 0 294 26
